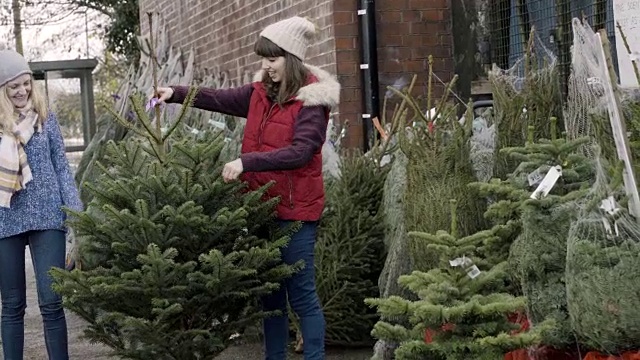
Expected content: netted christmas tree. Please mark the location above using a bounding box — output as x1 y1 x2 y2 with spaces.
366 200 548 360
393 62 488 272
489 27 564 180
50 81 297 359
503 124 594 348
566 155 640 354
476 26 565 273
468 118 594 350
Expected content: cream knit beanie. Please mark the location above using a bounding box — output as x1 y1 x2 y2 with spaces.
0 50 32 88
260 16 317 60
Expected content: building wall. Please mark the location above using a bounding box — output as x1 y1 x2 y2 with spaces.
139 0 454 149
375 0 454 128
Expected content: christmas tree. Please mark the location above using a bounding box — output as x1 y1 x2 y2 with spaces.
471 122 594 347
366 200 547 360
394 68 488 271
565 157 640 353
304 151 388 347
50 86 297 359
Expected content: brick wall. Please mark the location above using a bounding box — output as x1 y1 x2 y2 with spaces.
331 0 454 148
138 0 454 149
139 0 337 85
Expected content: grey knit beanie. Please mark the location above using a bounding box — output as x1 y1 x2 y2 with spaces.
0 50 32 87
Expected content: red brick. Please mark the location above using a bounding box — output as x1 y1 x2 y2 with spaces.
403 34 438 47
404 60 427 72
402 10 422 22
334 11 355 24
377 11 402 23
338 74 360 88
139 0 455 149
409 0 447 9
335 49 359 62
337 60 357 74
380 60 403 73
378 0 408 11
333 1 357 11
423 9 445 21
335 24 359 37
378 34 403 47
377 22 411 36
335 37 356 50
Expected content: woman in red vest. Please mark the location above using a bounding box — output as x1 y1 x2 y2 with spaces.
157 16 340 360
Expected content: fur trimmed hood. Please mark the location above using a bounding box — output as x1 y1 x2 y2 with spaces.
253 64 340 109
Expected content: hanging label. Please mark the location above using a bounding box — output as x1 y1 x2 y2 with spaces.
449 256 472 267
466 265 481 279
208 119 226 130
530 165 562 199
527 166 545 186
360 64 369 69
357 9 367 15
599 196 621 216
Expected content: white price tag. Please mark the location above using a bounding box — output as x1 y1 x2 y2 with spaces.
599 196 620 216
208 119 226 130
527 167 545 186
467 265 481 279
449 256 472 267
530 165 562 199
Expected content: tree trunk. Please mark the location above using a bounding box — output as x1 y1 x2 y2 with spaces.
11 0 23 55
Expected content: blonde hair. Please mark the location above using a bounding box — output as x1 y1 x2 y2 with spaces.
0 75 48 132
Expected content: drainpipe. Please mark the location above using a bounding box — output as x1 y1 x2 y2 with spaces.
358 0 380 152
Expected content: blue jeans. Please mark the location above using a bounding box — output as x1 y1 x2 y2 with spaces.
262 221 325 360
0 230 69 360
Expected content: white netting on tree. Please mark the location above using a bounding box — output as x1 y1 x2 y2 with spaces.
490 30 558 91
565 155 640 353
488 29 562 179
565 19 614 161
468 109 497 183
564 18 640 353
322 116 342 179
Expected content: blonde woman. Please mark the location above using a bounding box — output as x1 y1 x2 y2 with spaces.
0 49 82 360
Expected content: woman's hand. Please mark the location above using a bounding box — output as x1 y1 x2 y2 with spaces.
156 87 174 103
222 158 244 183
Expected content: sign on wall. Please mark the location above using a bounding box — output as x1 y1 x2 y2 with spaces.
613 0 640 87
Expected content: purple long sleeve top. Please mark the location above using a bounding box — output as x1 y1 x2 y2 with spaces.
168 84 328 172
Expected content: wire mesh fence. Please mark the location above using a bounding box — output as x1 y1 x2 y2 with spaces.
488 0 616 95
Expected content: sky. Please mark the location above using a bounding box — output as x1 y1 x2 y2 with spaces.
0 2 108 95
0 1 106 62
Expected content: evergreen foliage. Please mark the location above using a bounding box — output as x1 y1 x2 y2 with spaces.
310 151 389 346
51 87 297 360
471 123 594 347
366 201 547 360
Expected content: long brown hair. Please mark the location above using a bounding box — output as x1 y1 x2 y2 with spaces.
254 36 310 105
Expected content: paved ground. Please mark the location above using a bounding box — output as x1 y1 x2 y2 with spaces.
9 249 372 359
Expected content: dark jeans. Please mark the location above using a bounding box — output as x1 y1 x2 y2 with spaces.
0 230 69 360
262 221 325 360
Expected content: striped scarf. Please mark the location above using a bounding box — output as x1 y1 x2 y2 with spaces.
0 105 40 208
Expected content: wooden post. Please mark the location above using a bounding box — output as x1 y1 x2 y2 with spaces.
11 0 23 55
598 29 640 219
